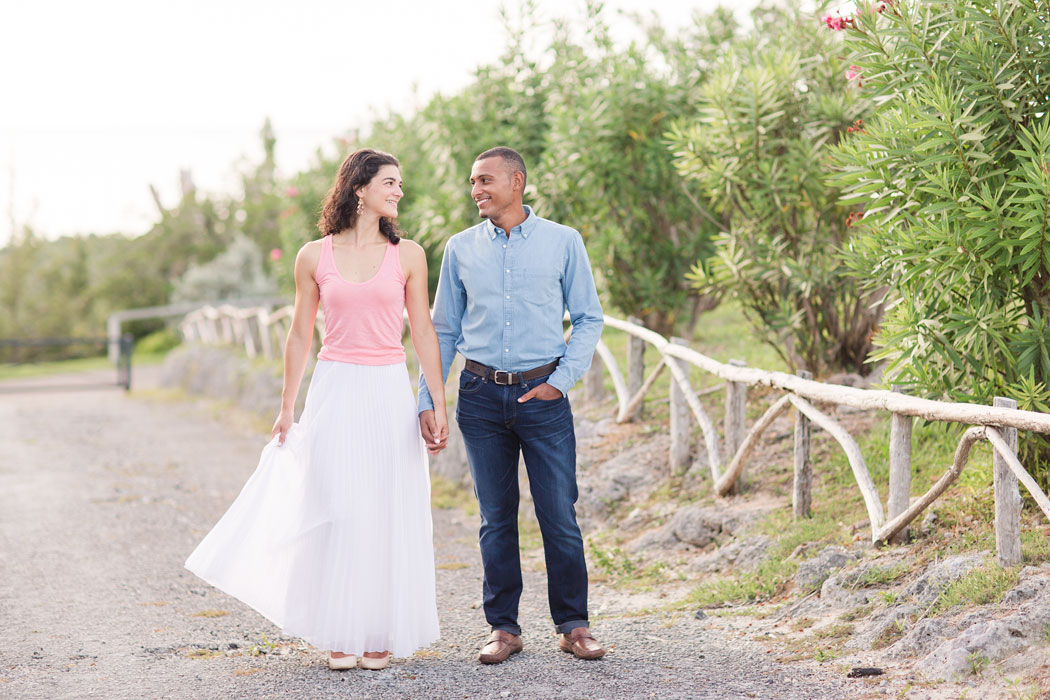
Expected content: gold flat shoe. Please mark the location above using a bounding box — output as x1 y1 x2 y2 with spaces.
359 652 390 670
328 653 358 670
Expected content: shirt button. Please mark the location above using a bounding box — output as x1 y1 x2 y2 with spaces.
505 295 510 299
506 321 510 325
504 348 509 352
503 245 507 249
505 269 510 273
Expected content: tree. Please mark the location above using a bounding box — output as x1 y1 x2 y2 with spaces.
668 3 883 374
172 235 276 303
831 0 1050 479
534 5 729 335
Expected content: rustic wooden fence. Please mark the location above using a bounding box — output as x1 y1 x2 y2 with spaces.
179 305 1050 566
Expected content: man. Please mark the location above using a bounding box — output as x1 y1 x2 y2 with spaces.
417 147 606 663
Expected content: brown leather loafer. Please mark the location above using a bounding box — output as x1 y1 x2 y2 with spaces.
558 627 606 660
478 629 523 664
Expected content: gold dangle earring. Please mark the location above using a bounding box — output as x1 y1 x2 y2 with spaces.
356 192 365 217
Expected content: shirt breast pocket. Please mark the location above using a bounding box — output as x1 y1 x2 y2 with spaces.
516 269 562 306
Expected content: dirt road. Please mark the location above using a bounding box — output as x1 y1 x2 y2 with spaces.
0 370 867 700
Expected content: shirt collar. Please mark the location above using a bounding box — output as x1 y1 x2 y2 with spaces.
486 205 537 240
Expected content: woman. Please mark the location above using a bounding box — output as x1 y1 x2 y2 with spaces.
186 149 449 671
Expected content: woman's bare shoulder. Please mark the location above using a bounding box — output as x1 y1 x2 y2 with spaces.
296 238 324 264
397 238 427 261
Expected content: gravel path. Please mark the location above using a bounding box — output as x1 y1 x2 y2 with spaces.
0 370 863 700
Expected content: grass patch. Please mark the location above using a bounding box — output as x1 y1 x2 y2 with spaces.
930 562 1020 616
871 617 910 649
1022 527 1050 563
789 617 815 632
587 538 668 589
839 604 874 622
430 475 477 515
685 554 800 607
847 563 909 589
0 349 167 381
812 622 854 640
435 562 470 570
192 609 230 618
233 668 264 676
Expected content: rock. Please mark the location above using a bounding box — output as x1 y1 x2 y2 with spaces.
694 609 707 620
918 573 1050 680
670 506 724 547
889 618 956 659
820 574 872 609
819 558 905 609
577 436 669 520
1002 568 1050 606
848 603 920 651
689 535 775 574
631 527 679 552
630 505 754 554
903 552 989 606
919 511 938 535
429 411 471 485
919 620 1028 681
794 546 858 591
161 345 308 420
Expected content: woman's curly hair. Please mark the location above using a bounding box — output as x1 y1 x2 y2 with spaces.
318 148 402 243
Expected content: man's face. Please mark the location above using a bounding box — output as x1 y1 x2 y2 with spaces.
470 157 520 221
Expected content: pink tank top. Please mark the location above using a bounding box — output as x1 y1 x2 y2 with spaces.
315 235 407 365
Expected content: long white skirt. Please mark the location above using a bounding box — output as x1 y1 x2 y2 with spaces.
185 360 439 657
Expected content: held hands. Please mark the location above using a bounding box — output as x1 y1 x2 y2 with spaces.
517 382 563 403
419 409 449 455
271 409 294 446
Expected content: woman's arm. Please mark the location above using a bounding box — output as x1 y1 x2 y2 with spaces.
400 239 448 453
272 241 321 444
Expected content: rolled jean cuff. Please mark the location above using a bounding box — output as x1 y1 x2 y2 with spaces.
557 619 589 635
493 624 522 636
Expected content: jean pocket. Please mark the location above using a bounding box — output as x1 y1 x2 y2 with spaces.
459 371 484 395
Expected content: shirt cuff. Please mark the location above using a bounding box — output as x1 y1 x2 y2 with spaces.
546 373 572 398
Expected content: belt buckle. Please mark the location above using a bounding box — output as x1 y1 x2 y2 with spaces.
493 370 513 386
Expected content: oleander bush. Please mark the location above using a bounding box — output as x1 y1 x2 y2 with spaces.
831 0 1050 483
668 3 883 375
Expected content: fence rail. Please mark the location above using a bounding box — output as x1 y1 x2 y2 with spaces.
179 304 1050 564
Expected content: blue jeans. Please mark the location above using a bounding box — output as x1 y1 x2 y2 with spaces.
455 368 589 636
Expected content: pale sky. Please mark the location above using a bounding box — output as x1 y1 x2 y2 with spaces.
0 0 756 244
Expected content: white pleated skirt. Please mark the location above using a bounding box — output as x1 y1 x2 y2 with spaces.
185 360 440 657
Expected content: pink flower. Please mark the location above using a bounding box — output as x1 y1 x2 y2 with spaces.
285 186 300 198
270 248 284 262
846 65 862 82
823 14 854 30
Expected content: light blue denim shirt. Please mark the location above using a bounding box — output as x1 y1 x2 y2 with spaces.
417 206 604 412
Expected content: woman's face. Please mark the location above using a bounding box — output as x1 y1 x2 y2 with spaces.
358 164 403 219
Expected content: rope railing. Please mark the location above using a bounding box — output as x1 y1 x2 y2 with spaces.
178 304 1050 563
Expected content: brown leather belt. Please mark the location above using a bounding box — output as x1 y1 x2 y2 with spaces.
464 359 559 386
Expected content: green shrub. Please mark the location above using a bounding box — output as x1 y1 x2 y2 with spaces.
832 0 1050 484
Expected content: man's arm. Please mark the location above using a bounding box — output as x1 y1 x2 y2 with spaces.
545 231 604 397
417 239 465 413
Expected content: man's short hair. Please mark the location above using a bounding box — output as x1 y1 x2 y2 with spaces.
475 146 527 189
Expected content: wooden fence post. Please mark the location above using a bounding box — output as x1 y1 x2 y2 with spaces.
888 385 913 545
993 396 1022 567
669 337 692 475
793 370 813 519
626 316 645 420
584 351 606 404
725 359 748 494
